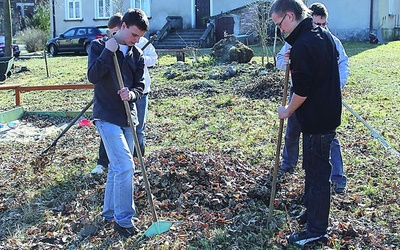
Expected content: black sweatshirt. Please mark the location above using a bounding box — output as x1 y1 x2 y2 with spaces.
87 38 144 127
285 18 342 134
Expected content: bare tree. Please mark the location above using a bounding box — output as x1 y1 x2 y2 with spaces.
248 0 273 67
112 0 126 14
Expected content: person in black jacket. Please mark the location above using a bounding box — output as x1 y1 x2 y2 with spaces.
87 8 148 237
270 0 341 246
91 13 123 175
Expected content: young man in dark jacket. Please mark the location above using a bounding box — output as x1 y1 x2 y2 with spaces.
270 0 341 246
87 8 148 237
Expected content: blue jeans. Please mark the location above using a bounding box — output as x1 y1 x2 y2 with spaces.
95 120 136 228
303 132 335 235
97 95 148 165
281 92 346 186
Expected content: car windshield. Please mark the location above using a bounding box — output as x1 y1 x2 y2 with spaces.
0 36 5 44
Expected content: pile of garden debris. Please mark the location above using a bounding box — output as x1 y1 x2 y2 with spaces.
134 147 289 245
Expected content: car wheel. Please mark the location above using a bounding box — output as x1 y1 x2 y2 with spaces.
49 44 58 56
85 43 91 54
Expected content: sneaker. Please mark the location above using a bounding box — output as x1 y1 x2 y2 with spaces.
103 218 114 229
293 210 307 225
278 166 294 177
104 218 114 224
113 222 139 237
288 230 328 246
91 164 104 174
333 183 346 194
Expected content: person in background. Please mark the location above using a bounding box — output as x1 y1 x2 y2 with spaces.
276 2 349 194
91 12 158 174
271 0 342 246
87 8 149 237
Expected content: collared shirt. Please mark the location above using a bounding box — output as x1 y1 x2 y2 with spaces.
135 37 158 94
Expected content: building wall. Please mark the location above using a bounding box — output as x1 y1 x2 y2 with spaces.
211 0 254 16
307 0 400 41
307 0 371 41
51 0 255 37
149 0 254 31
376 0 400 40
52 1 108 36
51 0 400 41
148 0 192 31
223 4 263 44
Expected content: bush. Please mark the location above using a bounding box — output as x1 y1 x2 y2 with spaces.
17 28 48 52
29 3 50 35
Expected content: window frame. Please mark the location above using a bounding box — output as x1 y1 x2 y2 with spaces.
95 0 113 19
130 0 151 18
65 0 82 20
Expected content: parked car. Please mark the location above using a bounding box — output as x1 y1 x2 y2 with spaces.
46 26 108 56
0 36 20 58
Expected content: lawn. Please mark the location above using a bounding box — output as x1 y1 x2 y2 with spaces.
0 41 399 249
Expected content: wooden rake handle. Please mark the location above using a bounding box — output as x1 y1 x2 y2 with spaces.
267 63 290 228
107 30 159 222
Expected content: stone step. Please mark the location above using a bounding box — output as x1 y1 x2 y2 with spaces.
155 29 205 49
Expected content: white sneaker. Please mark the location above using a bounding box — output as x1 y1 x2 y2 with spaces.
91 165 104 174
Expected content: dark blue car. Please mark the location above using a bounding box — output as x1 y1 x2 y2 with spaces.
0 36 20 58
46 26 108 56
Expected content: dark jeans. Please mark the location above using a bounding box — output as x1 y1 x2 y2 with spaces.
97 138 109 167
281 91 346 186
302 131 335 235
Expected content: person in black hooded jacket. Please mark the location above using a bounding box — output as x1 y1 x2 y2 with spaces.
270 0 341 246
87 8 148 237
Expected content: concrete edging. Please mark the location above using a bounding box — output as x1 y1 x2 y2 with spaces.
0 107 92 124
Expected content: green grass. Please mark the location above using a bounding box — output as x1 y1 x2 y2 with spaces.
1 41 399 249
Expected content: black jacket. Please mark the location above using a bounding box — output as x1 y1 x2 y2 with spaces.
285 18 341 134
87 38 144 127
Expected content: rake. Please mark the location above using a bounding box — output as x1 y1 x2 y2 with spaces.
267 63 290 228
108 30 173 237
342 101 400 158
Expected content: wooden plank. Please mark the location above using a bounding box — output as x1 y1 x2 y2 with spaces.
25 111 93 118
0 84 93 106
0 84 20 90
19 84 93 92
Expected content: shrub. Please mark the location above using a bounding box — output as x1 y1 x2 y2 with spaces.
17 27 48 52
29 3 50 34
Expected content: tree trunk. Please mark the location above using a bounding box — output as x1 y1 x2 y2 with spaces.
4 0 13 57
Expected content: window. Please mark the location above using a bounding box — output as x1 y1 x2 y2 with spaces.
88 28 95 35
64 28 76 37
66 0 82 20
76 28 87 36
96 0 113 19
130 0 151 17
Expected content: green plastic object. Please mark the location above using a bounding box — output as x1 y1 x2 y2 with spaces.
144 221 172 237
0 107 24 124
